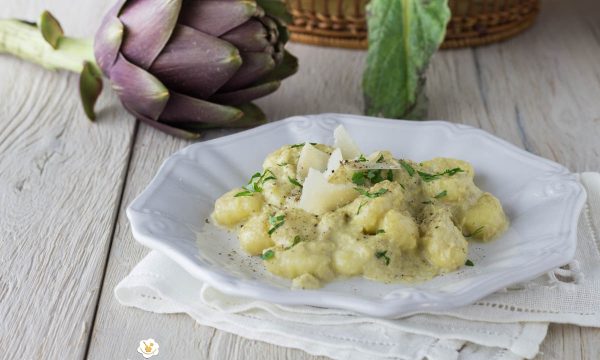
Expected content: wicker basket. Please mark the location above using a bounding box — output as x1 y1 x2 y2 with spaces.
288 0 539 49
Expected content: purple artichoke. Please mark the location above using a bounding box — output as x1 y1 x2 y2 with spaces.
94 0 297 139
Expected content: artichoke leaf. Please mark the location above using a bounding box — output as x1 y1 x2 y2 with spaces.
175 103 267 130
258 50 298 83
362 0 450 119
210 81 280 105
221 52 276 91
93 15 125 76
39 11 63 49
139 117 202 140
231 102 268 128
149 25 242 99
119 0 182 69
160 92 243 125
180 0 260 37
221 19 273 52
110 54 170 121
79 61 104 121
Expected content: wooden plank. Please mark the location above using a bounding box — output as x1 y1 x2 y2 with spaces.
85 124 329 360
0 1 135 359
88 0 600 359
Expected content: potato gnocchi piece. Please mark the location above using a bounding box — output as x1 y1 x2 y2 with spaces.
461 193 508 241
421 207 468 271
352 181 405 234
263 241 335 281
262 177 295 207
262 145 301 170
381 210 419 251
332 239 372 276
269 208 318 249
238 213 273 255
292 273 321 289
212 189 264 227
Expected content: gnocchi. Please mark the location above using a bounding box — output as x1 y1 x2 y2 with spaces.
211 126 508 288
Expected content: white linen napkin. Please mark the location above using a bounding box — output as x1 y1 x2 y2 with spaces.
115 172 600 360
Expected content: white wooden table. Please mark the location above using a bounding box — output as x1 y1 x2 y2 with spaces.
1 0 599 359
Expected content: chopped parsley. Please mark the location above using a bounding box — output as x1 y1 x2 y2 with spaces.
399 160 416 176
465 259 474 266
268 214 285 235
466 226 485 238
261 249 275 260
290 142 317 148
288 176 303 188
367 170 385 184
286 235 302 250
375 250 390 265
352 171 367 186
376 154 385 163
418 168 465 182
386 170 394 181
416 171 438 182
376 229 386 234
357 154 368 162
356 200 368 215
355 188 388 198
234 169 276 197
352 169 391 186
434 190 447 199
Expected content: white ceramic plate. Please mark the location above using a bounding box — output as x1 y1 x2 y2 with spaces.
127 114 586 318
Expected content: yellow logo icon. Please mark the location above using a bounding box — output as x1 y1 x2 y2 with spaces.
137 338 159 358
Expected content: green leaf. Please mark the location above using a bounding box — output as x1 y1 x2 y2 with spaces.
386 169 394 181
288 176 303 188
285 235 302 250
268 214 285 235
418 167 464 182
375 250 391 265
235 169 276 197
466 226 485 238
256 0 293 24
352 172 366 186
355 188 388 198
399 160 416 176
261 249 275 260
79 61 103 121
39 11 63 49
465 259 474 266
356 200 368 215
363 0 450 119
434 190 447 199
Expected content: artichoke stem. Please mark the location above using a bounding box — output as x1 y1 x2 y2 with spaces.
0 18 96 74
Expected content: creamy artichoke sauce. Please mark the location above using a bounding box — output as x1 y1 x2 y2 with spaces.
211 127 508 289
